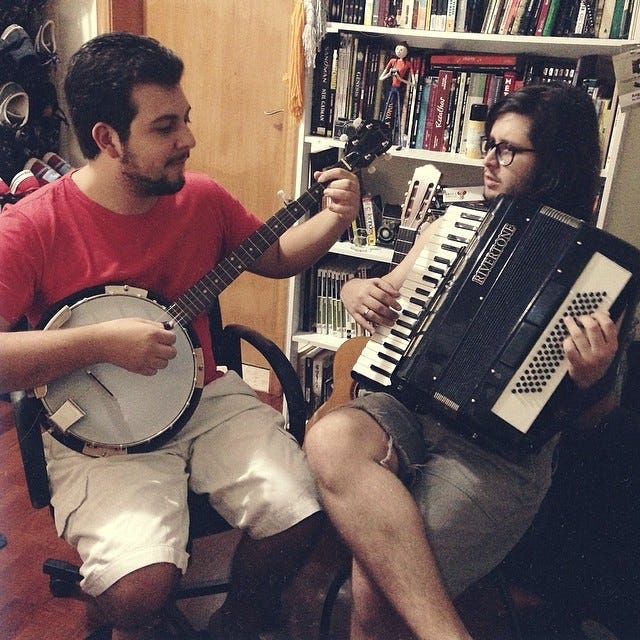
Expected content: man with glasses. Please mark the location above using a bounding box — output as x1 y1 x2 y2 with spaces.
304 83 619 640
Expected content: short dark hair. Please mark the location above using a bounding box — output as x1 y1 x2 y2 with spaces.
64 32 184 159
486 82 601 223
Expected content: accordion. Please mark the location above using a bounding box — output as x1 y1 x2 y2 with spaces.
352 195 640 459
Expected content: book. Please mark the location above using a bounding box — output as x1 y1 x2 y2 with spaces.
510 0 532 31
498 0 523 31
408 54 429 147
329 0 345 21
414 75 435 149
598 0 617 34
428 69 454 151
541 0 565 32
465 0 490 30
608 0 627 35
517 0 542 32
451 72 470 153
458 71 487 155
443 71 462 151
350 42 367 119
361 194 380 246
533 0 553 33
446 0 459 29
310 35 339 136
429 53 519 71
487 0 508 31
416 0 431 26
455 0 470 28
301 345 322 415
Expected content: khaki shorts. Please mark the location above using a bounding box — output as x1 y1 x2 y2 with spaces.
44 371 320 597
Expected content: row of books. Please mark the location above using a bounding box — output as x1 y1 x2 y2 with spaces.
329 0 635 38
311 34 616 163
314 256 387 338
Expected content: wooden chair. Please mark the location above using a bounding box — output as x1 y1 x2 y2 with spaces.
11 297 306 640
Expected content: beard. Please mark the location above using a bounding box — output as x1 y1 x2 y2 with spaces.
120 148 186 197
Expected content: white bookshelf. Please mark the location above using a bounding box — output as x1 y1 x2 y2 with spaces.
286 15 640 364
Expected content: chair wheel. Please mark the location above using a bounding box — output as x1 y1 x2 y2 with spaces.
49 577 78 597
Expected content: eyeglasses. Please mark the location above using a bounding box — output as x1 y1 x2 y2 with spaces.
481 136 536 167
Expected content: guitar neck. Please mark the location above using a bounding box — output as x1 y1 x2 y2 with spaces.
389 225 420 270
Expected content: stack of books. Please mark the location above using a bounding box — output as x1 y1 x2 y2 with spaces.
327 0 635 38
311 36 617 167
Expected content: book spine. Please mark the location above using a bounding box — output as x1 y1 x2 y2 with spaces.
446 0 459 29
534 0 552 33
429 54 518 67
311 39 336 136
361 195 378 245
430 69 454 151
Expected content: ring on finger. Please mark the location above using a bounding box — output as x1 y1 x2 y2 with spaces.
363 306 371 319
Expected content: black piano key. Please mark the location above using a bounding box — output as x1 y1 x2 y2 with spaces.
384 342 405 355
379 352 400 364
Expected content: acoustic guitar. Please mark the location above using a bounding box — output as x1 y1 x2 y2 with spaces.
307 163 442 429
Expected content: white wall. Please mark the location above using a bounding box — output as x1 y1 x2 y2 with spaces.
46 0 98 166
603 110 640 249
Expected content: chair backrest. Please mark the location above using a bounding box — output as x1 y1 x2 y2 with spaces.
12 388 49 508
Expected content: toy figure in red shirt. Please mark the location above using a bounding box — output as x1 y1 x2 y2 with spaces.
379 42 415 148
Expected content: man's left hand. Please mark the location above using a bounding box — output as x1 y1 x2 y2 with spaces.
563 310 619 390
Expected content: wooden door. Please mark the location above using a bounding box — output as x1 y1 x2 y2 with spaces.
102 0 299 375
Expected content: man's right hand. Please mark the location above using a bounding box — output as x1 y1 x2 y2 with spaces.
98 317 177 376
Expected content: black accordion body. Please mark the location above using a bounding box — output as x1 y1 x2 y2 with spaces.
352 195 640 459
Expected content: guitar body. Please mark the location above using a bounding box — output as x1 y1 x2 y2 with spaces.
36 285 204 456
306 336 369 430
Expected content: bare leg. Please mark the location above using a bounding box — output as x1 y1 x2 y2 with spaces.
350 559 414 640
305 408 472 640
95 562 180 640
208 511 323 639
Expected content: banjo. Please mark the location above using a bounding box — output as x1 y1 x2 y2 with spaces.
34 119 391 457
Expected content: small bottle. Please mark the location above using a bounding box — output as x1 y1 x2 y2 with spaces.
465 103 487 160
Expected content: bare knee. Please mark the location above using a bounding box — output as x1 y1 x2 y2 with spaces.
96 562 180 630
304 408 397 486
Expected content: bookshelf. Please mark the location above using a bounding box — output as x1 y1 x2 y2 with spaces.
286 10 640 377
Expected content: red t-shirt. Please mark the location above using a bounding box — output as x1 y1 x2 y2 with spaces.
0 171 262 384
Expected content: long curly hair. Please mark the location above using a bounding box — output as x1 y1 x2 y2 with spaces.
485 82 602 223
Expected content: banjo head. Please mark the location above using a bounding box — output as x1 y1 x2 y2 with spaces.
38 287 204 455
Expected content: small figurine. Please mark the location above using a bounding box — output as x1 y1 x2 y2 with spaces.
379 42 416 148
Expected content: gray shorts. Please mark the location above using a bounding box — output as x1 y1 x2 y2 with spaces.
349 392 558 597
44 371 321 597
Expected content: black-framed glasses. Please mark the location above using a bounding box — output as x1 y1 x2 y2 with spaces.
481 136 536 167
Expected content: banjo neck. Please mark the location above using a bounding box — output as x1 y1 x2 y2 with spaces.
168 182 325 326
167 118 393 326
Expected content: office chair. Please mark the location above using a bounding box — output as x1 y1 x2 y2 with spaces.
12 297 307 640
